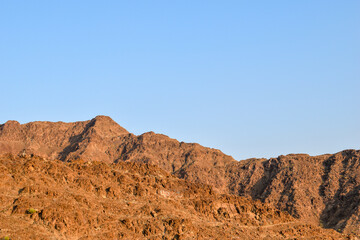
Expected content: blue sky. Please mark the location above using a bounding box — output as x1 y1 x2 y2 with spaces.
1 1 359 160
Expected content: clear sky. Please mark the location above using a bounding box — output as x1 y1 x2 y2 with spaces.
1 1 359 160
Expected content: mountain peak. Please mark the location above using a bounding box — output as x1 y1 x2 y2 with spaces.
0 120 21 135
91 115 115 122
4 120 21 125
88 115 129 136
2 120 21 129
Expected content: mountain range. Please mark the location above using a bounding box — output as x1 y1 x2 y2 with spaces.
0 116 359 239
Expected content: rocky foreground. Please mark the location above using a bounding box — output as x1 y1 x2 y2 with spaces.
0 116 359 239
0 155 349 239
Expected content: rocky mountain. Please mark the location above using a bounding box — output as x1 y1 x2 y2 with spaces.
0 116 234 193
0 116 359 237
0 154 348 239
225 150 360 235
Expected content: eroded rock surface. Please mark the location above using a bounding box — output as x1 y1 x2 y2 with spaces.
0 155 349 239
0 116 359 237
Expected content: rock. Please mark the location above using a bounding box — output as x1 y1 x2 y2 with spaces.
0 116 359 236
0 155 347 239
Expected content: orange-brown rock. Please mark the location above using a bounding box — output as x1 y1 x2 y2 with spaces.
0 155 349 239
226 150 360 235
0 116 359 237
0 116 234 193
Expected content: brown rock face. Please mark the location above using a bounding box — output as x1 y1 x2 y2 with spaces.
0 116 359 237
0 155 348 239
225 150 360 235
0 116 128 162
0 116 234 193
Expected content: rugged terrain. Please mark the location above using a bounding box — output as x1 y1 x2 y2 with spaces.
0 116 234 193
226 150 360 235
0 116 359 237
0 154 349 239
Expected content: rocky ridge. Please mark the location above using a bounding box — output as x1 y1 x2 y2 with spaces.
0 116 359 236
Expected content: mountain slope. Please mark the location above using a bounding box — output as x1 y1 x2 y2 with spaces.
0 154 347 239
0 116 234 193
226 150 360 234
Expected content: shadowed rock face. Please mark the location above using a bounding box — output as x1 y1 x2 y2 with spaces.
0 116 359 236
225 151 360 235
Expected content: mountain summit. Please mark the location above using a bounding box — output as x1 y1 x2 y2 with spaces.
0 116 235 192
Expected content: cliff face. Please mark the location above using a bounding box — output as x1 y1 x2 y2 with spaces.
225 151 360 234
0 116 359 236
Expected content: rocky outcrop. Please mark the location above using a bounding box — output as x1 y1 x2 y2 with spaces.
225 150 360 235
0 116 234 193
0 116 128 162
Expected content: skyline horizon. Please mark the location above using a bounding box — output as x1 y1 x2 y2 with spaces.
1 114 357 161
1 1 359 160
